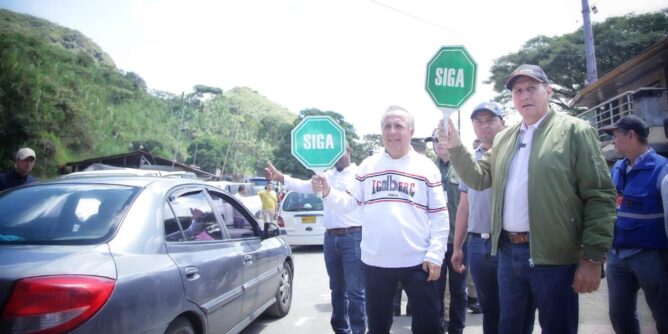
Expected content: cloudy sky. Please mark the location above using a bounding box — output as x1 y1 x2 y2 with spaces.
1 0 665 144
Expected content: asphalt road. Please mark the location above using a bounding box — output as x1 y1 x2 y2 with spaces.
242 245 657 334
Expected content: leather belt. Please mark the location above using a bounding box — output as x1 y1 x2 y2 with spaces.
327 226 362 236
502 230 529 244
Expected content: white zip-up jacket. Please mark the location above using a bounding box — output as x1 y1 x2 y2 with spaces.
324 150 449 268
283 163 362 229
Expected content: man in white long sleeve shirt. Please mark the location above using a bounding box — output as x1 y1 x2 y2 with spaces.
266 145 366 334
313 106 449 334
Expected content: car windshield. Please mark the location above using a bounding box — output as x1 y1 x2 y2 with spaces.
230 183 258 196
0 184 139 244
248 178 270 187
282 192 323 212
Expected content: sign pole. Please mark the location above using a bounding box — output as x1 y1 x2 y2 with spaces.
439 107 457 136
310 167 327 198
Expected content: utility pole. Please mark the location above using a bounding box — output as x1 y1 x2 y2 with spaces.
581 0 598 84
171 92 186 169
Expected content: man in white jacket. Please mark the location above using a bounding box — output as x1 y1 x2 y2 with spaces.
313 105 449 334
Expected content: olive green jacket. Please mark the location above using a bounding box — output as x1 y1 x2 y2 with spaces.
438 160 460 244
449 110 616 264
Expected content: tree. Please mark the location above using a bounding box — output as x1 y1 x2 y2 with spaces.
359 134 383 157
486 9 668 113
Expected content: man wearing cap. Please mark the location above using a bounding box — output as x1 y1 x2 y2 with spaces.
427 127 465 334
442 64 616 334
0 148 38 191
450 101 506 334
602 115 668 334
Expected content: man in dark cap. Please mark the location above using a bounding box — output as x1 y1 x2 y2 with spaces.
602 115 668 334
442 64 617 334
0 148 38 191
451 101 506 334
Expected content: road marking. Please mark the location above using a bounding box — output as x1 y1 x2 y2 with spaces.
294 317 310 326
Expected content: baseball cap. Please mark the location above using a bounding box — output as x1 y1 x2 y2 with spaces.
471 101 504 119
600 115 649 138
15 147 36 160
505 64 550 90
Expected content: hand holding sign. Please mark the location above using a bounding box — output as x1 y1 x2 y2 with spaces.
437 118 461 149
291 116 345 197
311 175 330 198
426 46 477 136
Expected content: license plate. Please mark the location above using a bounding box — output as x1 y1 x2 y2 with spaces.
301 216 316 224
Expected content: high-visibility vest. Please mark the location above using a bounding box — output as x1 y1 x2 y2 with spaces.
611 150 668 249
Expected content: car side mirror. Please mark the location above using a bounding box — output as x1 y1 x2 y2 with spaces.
262 222 281 239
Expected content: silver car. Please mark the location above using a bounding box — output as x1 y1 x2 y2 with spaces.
0 177 293 333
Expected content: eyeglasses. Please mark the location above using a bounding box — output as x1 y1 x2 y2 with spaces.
429 137 439 144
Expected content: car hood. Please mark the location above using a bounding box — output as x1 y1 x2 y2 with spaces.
0 244 116 307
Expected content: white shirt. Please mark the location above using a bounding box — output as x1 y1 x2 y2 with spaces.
323 150 449 268
503 113 548 232
283 164 362 229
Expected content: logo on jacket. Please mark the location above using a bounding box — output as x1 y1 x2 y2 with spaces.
371 175 416 197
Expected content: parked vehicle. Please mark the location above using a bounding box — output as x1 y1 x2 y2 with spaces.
278 191 325 246
247 177 281 193
60 164 198 179
208 181 262 219
0 176 293 334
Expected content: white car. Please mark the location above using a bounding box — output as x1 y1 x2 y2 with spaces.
277 191 325 246
207 181 262 219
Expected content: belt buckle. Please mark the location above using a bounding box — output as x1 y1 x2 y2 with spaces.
481 233 490 239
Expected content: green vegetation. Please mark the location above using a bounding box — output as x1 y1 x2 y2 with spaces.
9 7 662 179
0 9 374 179
486 9 668 112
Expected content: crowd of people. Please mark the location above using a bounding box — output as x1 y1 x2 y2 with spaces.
266 64 667 334
4 64 667 334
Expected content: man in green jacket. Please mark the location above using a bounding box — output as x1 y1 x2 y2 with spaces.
441 64 616 334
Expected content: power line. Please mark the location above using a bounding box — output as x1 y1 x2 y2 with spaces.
366 0 457 33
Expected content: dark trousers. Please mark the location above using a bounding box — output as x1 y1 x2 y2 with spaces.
436 243 467 334
498 238 578 334
607 249 668 334
364 263 441 334
467 234 500 334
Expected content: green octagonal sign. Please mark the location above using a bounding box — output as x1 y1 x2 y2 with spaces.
426 46 477 109
291 116 345 170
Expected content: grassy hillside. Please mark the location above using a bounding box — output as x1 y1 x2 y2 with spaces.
0 9 296 178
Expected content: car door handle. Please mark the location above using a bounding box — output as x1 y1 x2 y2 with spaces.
243 255 254 265
185 266 200 280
